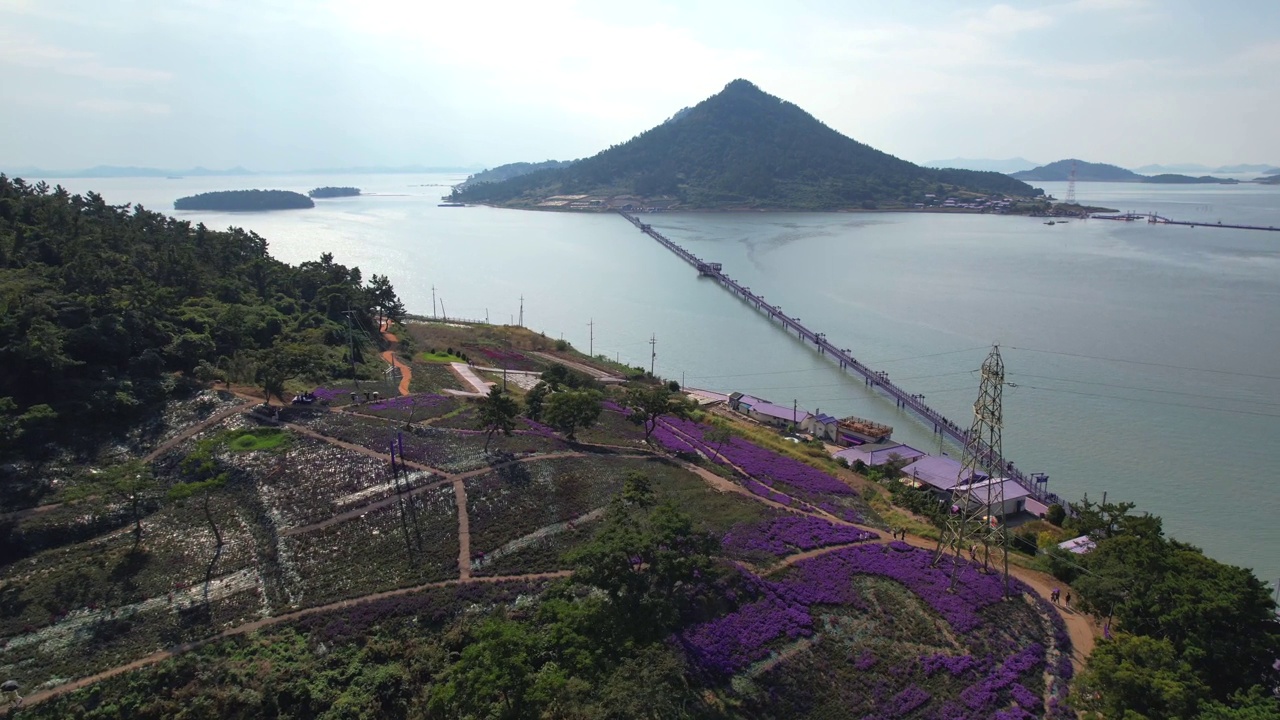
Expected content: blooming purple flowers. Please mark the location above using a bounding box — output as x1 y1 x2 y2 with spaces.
365 393 452 412
722 514 878 560
654 417 860 517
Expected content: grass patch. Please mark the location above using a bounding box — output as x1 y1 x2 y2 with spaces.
225 427 291 452
417 351 465 363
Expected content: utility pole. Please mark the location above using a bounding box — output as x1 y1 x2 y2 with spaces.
486 308 489 324
588 318 594 357
343 310 360 389
519 295 524 327
793 399 798 428
440 300 447 321
649 333 656 376
432 285 437 318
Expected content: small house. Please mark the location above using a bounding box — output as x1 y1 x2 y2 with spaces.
962 477 1031 518
901 455 987 494
834 443 926 468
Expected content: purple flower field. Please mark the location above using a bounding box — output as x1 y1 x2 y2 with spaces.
654 417 864 520
722 514 878 560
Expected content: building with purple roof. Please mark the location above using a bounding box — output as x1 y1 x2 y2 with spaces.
901 454 987 493
834 443 927 467
963 477 1031 518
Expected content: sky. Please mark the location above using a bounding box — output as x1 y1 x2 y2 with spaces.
2 0 1279 171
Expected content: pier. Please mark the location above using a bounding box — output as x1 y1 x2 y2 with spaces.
619 210 1060 506
1092 212 1279 231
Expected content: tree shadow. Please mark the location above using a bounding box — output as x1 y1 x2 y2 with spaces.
108 547 151 597
495 459 531 486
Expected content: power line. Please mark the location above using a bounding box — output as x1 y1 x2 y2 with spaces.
1010 371 1280 409
865 345 991 365
1010 383 1280 420
1009 346 1280 382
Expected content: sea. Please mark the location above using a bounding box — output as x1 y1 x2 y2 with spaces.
25 172 1280 589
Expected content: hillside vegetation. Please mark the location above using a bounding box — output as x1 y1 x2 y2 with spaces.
1010 159 1145 182
173 189 314 211
452 80 1042 210
455 160 576 191
0 175 402 486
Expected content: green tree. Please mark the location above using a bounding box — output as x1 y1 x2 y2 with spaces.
1073 633 1207 719
543 389 603 440
429 615 535 719
568 493 719 638
524 381 549 422
255 341 318 405
477 386 519 453
100 460 159 545
622 384 694 442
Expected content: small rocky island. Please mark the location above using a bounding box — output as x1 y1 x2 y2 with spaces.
308 186 361 198
174 189 314 211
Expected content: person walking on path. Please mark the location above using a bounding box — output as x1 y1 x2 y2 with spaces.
1065 591 1071 608
1051 588 1060 604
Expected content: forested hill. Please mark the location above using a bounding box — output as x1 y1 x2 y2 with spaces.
1010 160 1145 182
0 176 404 468
451 80 1042 209
174 189 314 211
454 160 576 191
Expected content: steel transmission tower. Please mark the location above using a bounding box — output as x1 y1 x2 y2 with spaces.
934 345 1011 597
1065 160 1078 205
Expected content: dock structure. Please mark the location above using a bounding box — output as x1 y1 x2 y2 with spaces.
619 210 1060 507
1091 212 1279 231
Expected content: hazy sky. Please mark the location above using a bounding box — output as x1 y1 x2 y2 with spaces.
3 0 1278 171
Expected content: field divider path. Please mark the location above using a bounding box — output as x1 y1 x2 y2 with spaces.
2 570 572 712
455 479 471 580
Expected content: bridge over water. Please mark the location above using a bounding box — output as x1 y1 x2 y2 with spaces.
619 211 1059 507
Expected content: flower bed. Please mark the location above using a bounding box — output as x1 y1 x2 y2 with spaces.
721 514 879 562
356 393 457 424
227 436 395 529
469 345 542 372
282 485 459 604
654 417 864 520
300 413 570 473
464 456 637 559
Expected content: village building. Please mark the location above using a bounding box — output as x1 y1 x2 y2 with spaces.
901 454 988 495
834 443 926 467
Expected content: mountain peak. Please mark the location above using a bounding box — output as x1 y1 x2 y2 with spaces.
454 83 1042 209
720 78 764 95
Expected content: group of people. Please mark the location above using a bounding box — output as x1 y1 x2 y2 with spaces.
1051 587 1071 607
890 527 909 541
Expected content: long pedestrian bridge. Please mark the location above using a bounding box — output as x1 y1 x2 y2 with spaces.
618 210 1060 507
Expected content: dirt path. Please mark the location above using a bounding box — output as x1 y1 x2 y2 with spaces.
5 570 571 711
380 320 412 396
454 479 471 580
2 400 256 521
142 400 259 463
527 351 622 383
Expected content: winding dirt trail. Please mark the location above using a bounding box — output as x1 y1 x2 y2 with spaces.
454 479 472 580
379 320 412 396
5 571 571 711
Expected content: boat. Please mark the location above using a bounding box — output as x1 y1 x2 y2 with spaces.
438 202 466 207
1044 220 1056 225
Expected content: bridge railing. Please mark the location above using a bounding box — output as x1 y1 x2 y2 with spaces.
616 211 1060 507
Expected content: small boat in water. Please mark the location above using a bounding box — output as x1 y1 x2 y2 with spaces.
438 202 466 207
1044 220 1056 225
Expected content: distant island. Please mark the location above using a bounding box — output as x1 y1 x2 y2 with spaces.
308 186 361 198
1012 159 1245 184
451 79 1043 211
174 189 314 211
1260 174 1280 185
1144 174 1238 184
1011 160 1144 182
923 157 1040 173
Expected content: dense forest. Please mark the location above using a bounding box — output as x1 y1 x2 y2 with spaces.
308 186 361 198
0 175 403 488
454 160 576 191
173 189 314 211
451 80 1042 209
1040 497 1280 718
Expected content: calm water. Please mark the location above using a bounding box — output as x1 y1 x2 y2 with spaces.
32 173 1280 586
